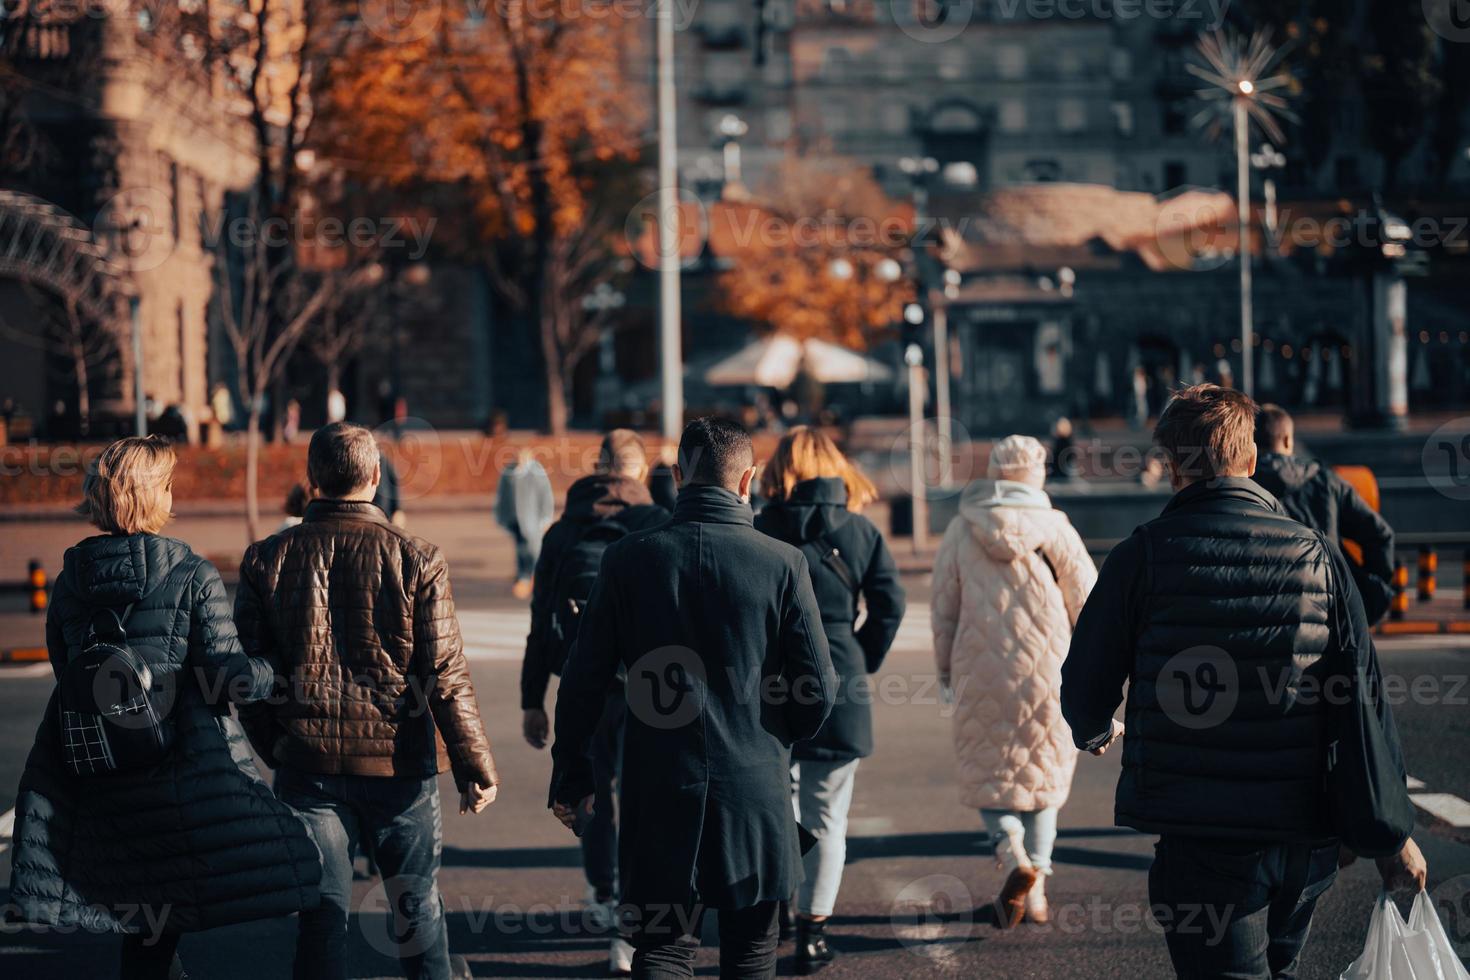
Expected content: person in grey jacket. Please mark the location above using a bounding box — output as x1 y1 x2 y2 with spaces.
495 448 554 598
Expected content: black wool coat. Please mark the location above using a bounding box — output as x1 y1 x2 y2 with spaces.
7 534 322 934
550 485 836 912
755 478 907 762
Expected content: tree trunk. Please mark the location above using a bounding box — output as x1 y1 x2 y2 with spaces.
542 341 568 435
244 405 262 542
71 345 90 438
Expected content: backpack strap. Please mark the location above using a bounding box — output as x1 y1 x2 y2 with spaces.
802 531 859 596
85 603 134 646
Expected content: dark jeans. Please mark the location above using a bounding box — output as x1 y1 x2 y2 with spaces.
584 690 626 901
119 931 183 980
508 523 536 580
277 769 451 980
630 900 780 980
1148 836 1340 980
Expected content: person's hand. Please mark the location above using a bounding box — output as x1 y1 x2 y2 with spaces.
459 781 497 815
1089 718 1125 756
553 795 595 832
523 708 549 749
1376 837 1428 892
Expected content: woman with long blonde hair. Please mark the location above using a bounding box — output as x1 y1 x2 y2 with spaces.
754 427 906 973
7 436 321 979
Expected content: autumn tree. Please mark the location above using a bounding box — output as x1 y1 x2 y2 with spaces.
716 158 913 348
307 1 645 433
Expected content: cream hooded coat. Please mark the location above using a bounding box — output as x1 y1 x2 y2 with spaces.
932 479 1097 811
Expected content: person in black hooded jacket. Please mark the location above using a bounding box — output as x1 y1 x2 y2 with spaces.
1253 404 1395 624
522 429 668 975
7 437 321 980
754 427 906 974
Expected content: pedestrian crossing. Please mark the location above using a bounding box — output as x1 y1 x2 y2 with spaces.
454 604 939 662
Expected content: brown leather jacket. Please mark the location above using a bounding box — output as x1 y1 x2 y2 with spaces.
235 499 498 791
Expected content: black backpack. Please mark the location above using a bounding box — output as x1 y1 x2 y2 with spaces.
58 605 174 775
548 519 629 672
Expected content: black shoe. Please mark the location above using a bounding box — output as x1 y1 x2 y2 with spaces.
779 900 795 942
794 918 836 975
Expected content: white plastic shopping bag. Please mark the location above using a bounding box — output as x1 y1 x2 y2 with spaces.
1341 891 1470 980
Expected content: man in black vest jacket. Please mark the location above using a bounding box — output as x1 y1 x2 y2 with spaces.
1253 404 1396 624
550 417 836 980
1062 384 1425 979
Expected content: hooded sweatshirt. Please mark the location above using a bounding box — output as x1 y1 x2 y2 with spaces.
931 479 1097 810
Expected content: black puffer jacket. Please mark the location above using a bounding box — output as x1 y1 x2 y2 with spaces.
755 478 907 761
1253 452 1395 624
1062 479 1409 846
7 534 322 934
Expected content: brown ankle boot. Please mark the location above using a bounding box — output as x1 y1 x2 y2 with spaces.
995 867 1039 929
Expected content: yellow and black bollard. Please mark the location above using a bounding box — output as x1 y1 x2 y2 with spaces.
1390 561 1409 621
28 559 47 614
1417 546 1437 603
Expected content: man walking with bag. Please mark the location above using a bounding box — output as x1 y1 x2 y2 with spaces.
1062 384 1425 980
523 428 668 974
549 417 836 980
236 422 499 980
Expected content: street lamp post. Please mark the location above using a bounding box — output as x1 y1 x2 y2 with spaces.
1233 93 1253 398
655 0 683 441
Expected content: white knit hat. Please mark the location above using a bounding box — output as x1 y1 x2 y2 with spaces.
987 434 1048 487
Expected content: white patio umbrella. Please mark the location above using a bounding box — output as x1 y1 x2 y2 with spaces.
704 335 893 388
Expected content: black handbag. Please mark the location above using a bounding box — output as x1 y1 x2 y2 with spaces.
57 605 175 775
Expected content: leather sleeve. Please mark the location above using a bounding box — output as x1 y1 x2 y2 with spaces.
233 545 283 764
414 544 498 791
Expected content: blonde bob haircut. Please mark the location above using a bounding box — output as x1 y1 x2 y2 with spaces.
77 436 177 535
760 426 877 511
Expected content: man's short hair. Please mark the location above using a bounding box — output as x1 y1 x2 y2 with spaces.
1153 384 1257 482
598 429 647 477
1255 403 1293 452
677 417 753 488
308 422 380 497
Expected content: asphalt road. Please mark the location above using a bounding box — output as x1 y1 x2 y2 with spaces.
2 584 1468 980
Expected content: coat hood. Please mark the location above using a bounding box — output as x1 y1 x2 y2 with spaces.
1252 452 1321 498
758 477 852 543
62 533 194 606
563 473 654 522
957 479 1057 562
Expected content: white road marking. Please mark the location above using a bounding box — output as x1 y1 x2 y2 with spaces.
0 663 54 679
0 807 14 855
1410 793 1470 828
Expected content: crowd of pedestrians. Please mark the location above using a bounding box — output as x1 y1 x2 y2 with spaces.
2 384 1431 980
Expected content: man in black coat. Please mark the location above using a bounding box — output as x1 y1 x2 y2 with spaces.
1062 384 1425 980
1253 404 1396 623
550 417 837 980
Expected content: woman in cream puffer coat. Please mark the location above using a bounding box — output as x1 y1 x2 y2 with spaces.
931 435 1096 926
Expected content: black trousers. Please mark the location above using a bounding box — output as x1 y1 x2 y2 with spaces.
1148 836 1340 980
119 931 184 980
630 900 780 980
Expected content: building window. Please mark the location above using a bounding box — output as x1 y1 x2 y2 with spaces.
767 108 793 142
1335 155 1361 189
1111 101 1134 137
939 46 965 80
999 100 1026 133
177 302 188 400
882 102 909 135
1163 161 1187 188
996 44 1025 80
1111 48 1132 80
879 46 904 81
1058 49 1082 78
1057 99 1086 133
1162 100 1187 135
822 45 853 81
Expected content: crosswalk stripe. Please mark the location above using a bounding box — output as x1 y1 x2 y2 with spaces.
0 807 14 855
1410 792 1470 828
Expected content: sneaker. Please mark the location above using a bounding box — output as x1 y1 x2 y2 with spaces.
511 578 533 600
994 866 1039 930
585 885 616 931
1024 875 1050 925
794 918 836 975
450 954 473 979
609 937 634 976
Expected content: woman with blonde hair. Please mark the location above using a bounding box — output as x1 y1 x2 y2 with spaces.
7 436 321 980
754 427 906 973
931 434 1096 928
